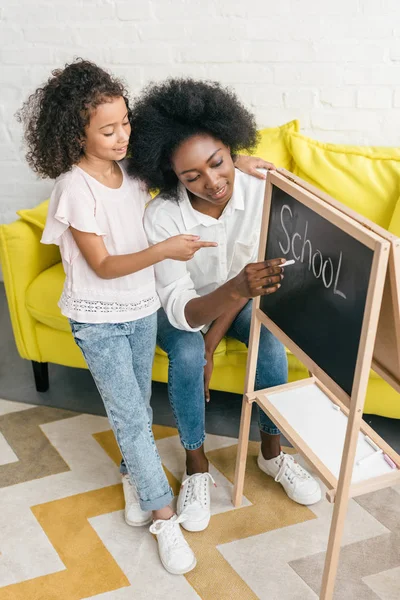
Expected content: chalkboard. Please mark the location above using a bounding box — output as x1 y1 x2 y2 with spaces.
260 184 374 396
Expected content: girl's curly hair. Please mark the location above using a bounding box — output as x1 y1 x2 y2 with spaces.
16 58 131 179
127 78 259 198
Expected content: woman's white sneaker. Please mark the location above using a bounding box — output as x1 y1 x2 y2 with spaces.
122 474 152 526
177 472 215 532
257 451 321 505
149 514 197 575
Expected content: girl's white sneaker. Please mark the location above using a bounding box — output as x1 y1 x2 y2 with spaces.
122 474 152 526
149 514 197 575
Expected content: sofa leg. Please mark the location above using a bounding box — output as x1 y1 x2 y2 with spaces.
32 361 49 392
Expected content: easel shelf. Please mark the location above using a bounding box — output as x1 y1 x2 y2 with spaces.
248 378 400 504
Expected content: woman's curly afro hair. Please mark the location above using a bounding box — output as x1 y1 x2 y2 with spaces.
17 58 131 179
128 78 259 198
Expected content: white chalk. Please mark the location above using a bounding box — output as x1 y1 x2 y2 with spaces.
364 435 380 452
282 259 295 267
357 449 383 467
356 435 383 466
331 404 340 411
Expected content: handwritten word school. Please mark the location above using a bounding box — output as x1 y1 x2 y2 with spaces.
278 204 347 300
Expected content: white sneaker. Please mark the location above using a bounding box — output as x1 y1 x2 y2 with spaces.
257 451 321 505
149 514 197 575
122 474 152 526
177 472 215 532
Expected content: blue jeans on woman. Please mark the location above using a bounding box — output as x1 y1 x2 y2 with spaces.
156 300 288 450
70 312 173 512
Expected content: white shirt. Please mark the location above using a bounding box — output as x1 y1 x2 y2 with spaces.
41 160 160 323
144 168 266 331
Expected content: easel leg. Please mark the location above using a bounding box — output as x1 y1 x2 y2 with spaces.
232 397 253 507
320 485 351 599
232 303 262 507
320 402 365 599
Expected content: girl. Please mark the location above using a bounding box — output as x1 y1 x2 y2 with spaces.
17 59 219 575
128 78 322 534
17 60 271 574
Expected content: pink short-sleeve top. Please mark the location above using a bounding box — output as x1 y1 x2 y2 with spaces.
41 160 160 323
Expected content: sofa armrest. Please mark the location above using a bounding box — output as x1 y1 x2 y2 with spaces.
0 218 61 361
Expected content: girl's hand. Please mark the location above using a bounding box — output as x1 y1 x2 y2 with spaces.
159 234 218 261
232 258 285 298
235 155 276 180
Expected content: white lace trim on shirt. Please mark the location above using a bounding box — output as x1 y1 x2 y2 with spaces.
60 291 159 314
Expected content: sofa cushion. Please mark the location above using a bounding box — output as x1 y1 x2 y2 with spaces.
388 194 400 236
241 120 299 171
286 132 400 228
25 265 249 351
17 199 49 231
25 259 381 382
26 262 70 332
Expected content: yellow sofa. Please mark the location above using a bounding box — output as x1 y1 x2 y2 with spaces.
1 120 400 419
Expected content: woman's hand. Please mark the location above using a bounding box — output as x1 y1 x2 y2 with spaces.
235 155 276 180
232 258 285 298
203 350 214 403
158 234 217 261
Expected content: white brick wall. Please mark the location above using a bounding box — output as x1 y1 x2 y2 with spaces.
1 0 400 229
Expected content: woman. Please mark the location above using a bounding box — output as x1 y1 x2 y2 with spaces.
128 78 321 533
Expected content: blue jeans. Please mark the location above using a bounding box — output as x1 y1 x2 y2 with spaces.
157 300 287 450
70 313 173 512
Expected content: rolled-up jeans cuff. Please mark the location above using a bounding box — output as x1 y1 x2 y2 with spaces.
119 461 173 511
180 434 205 451
259 423 281 436
140 488 174 512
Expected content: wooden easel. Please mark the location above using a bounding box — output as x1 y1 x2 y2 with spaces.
232 171 400 600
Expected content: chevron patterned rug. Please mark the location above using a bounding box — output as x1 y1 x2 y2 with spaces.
0 398 399 600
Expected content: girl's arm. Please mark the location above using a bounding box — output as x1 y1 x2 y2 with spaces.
234 155 275 180
70 228 217 280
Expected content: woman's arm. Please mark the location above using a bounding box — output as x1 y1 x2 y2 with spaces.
203 297 249 401
203 297 248 355
184 259 284 328
70 228 217 280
